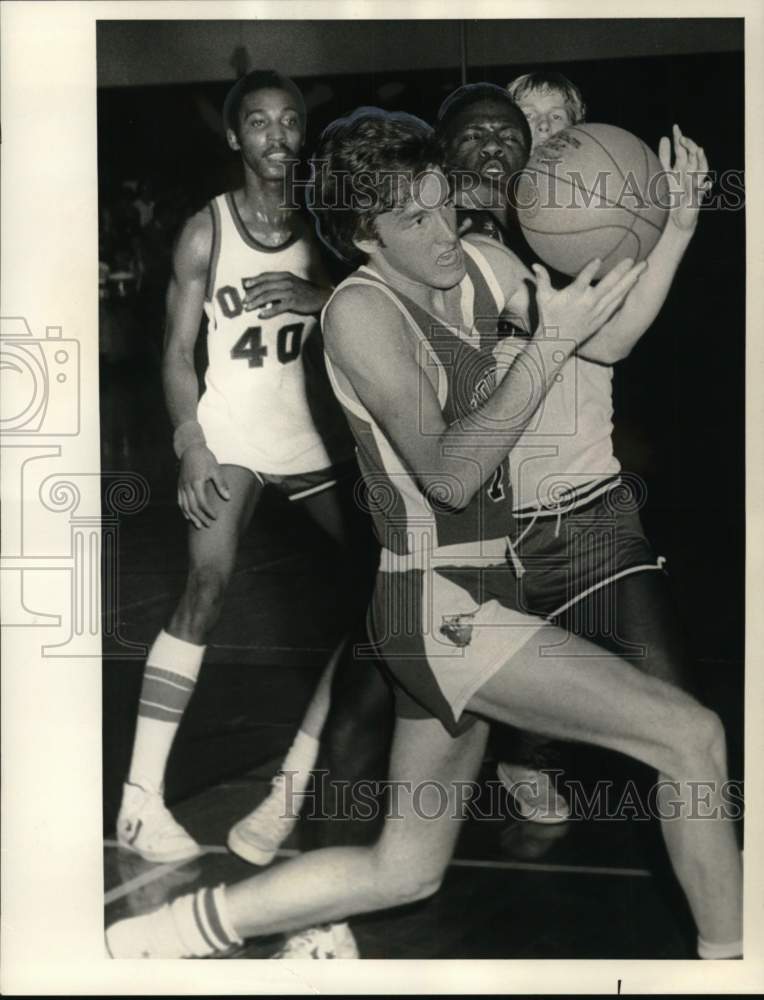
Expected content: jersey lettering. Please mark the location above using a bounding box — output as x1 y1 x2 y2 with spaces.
230 322 307 368
277 323 304 364
217 285 243 319
231 327 268 367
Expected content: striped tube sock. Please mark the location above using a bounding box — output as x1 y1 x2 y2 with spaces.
169 885 243 957
127 885 242 958
127 630 205 792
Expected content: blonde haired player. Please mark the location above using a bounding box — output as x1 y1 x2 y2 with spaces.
507 70 586 150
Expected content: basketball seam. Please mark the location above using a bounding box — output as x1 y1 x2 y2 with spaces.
568 125 628 184
522 165 664 235
518 223 638 238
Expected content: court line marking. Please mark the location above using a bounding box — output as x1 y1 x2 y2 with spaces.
103 839 652 892
104 857 191 904
111 554 302 615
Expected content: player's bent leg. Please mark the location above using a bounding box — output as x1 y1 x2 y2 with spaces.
118 466 261 864
497 565 696 825
584 568 696 693
106 716 489 957
226 715 488 939
467 628 742 953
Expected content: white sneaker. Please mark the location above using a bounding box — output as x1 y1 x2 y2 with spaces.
117 782 201 863
272 923 359 959
497 763 571 824
105 908 246 959
227 773 299 866
106 908 179 959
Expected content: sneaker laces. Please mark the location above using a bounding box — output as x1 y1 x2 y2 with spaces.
275 925 335 958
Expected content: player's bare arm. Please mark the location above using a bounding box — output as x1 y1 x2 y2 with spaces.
324 258 644 507
242 270 332 319
162 208 231 529
579 125 710 365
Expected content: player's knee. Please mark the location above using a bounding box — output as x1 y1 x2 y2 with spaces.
179 566 230 632
370 844 445 908
665 704 727 781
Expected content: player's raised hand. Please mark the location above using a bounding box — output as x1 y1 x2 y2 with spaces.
659 124 711 234
242 271 331 318
533 257 647 344
177 444 230 529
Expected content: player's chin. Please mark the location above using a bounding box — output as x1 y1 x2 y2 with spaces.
431 249 465 285
257 158 297 180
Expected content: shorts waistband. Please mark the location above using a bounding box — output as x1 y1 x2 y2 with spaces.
379 540 509 574
513 475 622 520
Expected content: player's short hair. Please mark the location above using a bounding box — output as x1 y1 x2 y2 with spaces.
223 70 307 136
506 71 587 125
309 107 440 264
435 82 532 153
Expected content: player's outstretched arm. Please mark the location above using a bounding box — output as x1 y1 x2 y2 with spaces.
579 125 710 364
162 209 231 529
324 261 643 508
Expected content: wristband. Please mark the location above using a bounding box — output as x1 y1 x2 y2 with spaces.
173 419 206 459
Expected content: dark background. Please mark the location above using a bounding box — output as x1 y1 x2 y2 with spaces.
98 20 745 827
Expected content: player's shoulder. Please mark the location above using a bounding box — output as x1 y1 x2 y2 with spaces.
463 232 523 270
326 277 402 331
462 233 532 297
323 277 410 363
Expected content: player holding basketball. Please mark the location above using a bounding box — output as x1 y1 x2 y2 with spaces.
437 82 712 822
115 75 382 958
107 108 741 961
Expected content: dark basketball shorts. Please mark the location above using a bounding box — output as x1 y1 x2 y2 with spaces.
509 486 664 621
367 552 548 737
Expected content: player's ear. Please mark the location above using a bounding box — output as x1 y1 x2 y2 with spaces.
226 128 242 152
353 235 379 256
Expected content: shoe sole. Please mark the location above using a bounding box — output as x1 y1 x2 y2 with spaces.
116 838 202 865
227 827 277 866
497 764 571 825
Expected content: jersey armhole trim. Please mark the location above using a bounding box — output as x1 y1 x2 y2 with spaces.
328 275 449 411
462 240 506 315
205 199 221 302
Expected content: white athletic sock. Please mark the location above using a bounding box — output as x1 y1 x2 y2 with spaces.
139 885 242 957
127 630 206 793
278 729 320 795
697 935 743 959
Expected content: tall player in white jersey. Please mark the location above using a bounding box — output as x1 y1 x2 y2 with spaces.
115 76 381 957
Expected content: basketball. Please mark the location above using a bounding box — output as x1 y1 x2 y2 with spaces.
515 123 669 277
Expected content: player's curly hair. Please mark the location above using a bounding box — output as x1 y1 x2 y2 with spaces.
506 72 587 125
308 107 440 264
223 70 306 137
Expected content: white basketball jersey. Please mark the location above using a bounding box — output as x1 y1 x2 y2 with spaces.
507 352 621 513
200 193 350 475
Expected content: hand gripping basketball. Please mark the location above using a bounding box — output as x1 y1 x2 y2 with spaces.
532 256 647 346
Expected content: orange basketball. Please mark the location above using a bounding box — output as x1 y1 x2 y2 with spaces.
516 123 669 277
